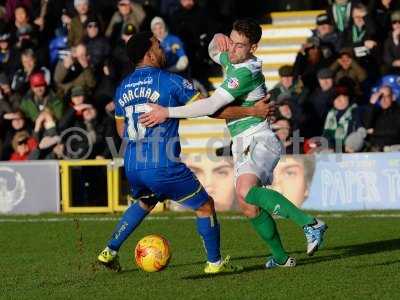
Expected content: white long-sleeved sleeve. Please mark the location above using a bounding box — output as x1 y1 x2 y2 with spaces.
168 88 234 118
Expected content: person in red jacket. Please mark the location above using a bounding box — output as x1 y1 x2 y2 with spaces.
9 130 37 161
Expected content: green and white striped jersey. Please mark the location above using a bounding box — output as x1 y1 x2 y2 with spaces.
216 52 267 136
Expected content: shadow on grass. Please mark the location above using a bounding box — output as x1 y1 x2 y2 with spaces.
298 238 400 266
182 238 400 278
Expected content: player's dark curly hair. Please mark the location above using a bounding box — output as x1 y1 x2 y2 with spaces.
126 31 153 66
232 19 262 45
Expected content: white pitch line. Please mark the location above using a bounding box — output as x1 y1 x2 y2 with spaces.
0 214 400 223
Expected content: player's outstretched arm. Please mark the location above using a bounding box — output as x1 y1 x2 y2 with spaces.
139 88 235 128
212 95 275 120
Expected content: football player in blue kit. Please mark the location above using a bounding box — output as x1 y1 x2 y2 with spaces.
97 31 241 274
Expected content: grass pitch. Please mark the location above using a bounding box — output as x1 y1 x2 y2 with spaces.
1 212 399 299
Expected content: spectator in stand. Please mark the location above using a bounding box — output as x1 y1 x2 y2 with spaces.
276 96 301 131
293 37 327 91
310 13 340 61
383 10 400 74
327 0 355 35
369 0 397 44
272 117 294 154
20 72 64 122
10 5 37 42
2 110 32 160
106 0 145 44
301 68 336 138
54 43 96 97
9 130 37 161
322 84 363 151
342 3 379 81
48 26 69 68
270 65 308 108
151 16 189 75
0 24 19 76
64 0 96 47
169 0 217 84
81 16 110 75
110 23 135 81
330 48 367 98
11 48 50 96
0 72 21 112
58 86 113 159
364 85 400 151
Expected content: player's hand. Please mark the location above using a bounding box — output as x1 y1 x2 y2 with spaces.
139 104 169 127
252 94 276 119
213 33 232 52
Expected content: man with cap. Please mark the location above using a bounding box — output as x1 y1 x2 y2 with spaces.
19 72 64 122
82 16 110 71
330 47 367 96
322 83 362 151
383 10 400 74
301 68 336 137
106 0 145 44
151 16 189 74
269 65 308 114
309 13 340 60
97 31 243 274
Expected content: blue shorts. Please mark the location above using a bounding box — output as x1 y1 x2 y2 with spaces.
125 163 209 210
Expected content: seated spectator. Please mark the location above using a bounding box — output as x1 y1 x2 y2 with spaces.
2 111 32 160
151 16 189 75
323 84 363 151
310 13 340 61
58 89 113 159
20 72 64 122
0 72 21 112
272 117 294 154
9 130 37 161
330 48 367 97
0 24 19 76
369 0 396 43
343 3 379 81
11 48 51 96
276 96 301 130
54 43 96 97
81 16 110 75
10 5 37 43
294 38 326 91
383 10 400 74
65 0 92 47
106 0 145 44
269 65 308 106
301 68 336 138
364 85 400 151
327 0 354 34
110 23 135 81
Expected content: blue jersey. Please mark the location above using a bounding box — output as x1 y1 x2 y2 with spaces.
114 66 198 170
161 34 186 69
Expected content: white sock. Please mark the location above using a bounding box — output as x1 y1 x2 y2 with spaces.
208 260 222 266
105 246 117 256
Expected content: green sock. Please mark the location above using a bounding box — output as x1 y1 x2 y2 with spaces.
246 187 315 227
250 210 288 265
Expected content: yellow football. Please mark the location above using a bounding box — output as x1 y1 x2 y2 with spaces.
134 234 171 272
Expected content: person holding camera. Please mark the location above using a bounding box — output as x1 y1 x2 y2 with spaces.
54 43 96 97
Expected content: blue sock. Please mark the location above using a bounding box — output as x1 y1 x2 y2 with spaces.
107 201 149 251
196 215 221 263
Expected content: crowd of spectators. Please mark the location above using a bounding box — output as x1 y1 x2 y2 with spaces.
270 0 400 154
0 0 399 162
